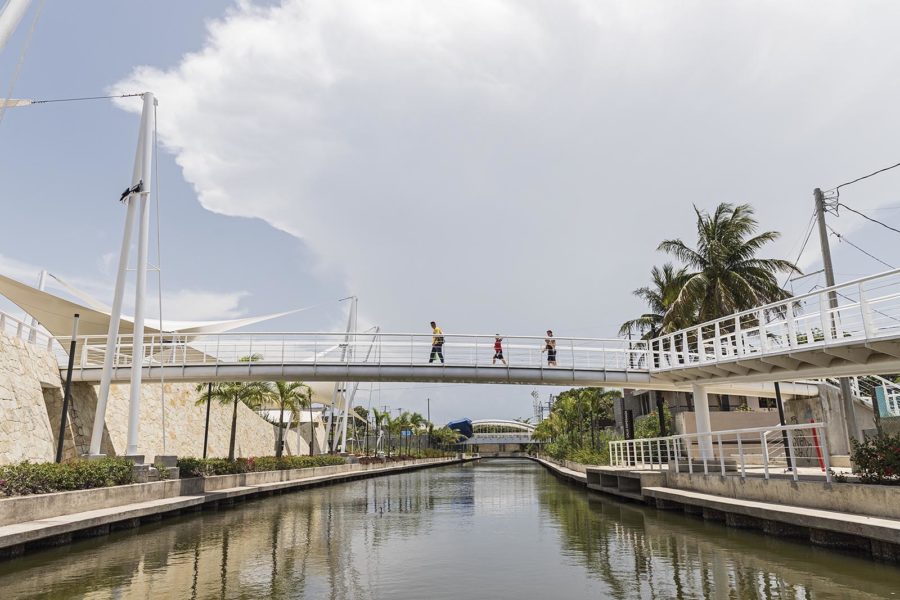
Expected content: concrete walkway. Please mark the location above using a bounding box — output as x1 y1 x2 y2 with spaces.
0 457 471 558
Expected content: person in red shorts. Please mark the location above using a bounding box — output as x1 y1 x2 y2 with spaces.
493 334 507 365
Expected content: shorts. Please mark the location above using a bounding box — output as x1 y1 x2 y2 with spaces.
547 350 557 362
493 350 504 359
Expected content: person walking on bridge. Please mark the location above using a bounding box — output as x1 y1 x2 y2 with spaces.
429 321 445 364
543 330 557 367
493 334 507 365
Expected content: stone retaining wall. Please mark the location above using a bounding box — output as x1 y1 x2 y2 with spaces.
0 331 289 464
0 335 59 463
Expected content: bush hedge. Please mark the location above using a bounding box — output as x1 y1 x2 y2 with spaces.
177 455 346 478
851 433 900 485
0 458 134 497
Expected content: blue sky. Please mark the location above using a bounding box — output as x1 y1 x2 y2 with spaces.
2 1 900 423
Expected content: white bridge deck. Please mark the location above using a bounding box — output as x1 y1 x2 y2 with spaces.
8 268 899 393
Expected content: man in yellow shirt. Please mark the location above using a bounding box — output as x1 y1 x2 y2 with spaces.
429 321 445 364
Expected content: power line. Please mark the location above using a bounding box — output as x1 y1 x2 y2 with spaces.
27 93 145 105
782 210 817 288
837 202 900 236
829 160 900 193
826 226 895 269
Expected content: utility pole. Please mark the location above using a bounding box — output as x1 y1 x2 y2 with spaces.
814 187 860 446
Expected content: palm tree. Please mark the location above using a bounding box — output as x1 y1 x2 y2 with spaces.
658 203 797 327
197 380 267 461
408 412 425 455
371 408 390 458
193 354 266 461
619 263 689 339
353 406 370 456
267 381 311 458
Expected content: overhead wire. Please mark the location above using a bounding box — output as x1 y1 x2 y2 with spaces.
0 0 46 128
828 160 900 194
826 225 895 269
782 210 817 289
836 202 900 236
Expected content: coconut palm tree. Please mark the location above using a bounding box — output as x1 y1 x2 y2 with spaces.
658 203 797 327
197 380 267 461
408 412 425 455
267 381 312 458
371 408 390 457
193 354 266 461
619 263 689 339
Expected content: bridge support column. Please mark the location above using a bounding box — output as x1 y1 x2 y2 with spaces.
692 384 714 461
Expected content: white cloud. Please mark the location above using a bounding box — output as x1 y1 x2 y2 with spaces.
113 0 900 336
153 289 250 321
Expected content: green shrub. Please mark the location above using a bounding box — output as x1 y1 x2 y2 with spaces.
851 433 900 485
634 406 674 439
176 455 346 477
0 458 134 497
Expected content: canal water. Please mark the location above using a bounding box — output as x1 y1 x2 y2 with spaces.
0 460 898 599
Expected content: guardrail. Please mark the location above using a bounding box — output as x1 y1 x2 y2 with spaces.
609 422 831 482
0 308 55 352
649 268 900 372
56 332 650 374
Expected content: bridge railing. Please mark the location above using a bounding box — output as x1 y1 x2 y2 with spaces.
57 331 650 374
609 421 831 482
649 268 900 372
0 308 55 351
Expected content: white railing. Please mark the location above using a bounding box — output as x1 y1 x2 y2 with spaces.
56 331 649 374
0 308 56 352
649 268 900 372
609 422 832 482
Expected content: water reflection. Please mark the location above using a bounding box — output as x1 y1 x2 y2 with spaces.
0 460 896 599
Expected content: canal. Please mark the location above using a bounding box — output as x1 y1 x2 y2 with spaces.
0 459 897 599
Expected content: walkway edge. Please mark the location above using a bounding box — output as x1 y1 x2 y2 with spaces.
0 456 477 558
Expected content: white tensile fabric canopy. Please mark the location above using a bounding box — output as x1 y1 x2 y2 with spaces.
0 272 309 339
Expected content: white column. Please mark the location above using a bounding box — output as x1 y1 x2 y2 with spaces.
0 0 31 54
125 93 156 458
89 94 154 456
692 384 714 460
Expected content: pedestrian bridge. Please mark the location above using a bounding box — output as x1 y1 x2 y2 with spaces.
648 268 900 384
462 419 541 446
23 268 900 393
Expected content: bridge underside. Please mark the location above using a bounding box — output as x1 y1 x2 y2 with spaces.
65 364 821 398
653 341 900 385
70 364 648 387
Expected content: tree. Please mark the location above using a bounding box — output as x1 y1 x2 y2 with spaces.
371 408 391 458
266 381 311 458
196 380 267 461
193 354 266 461
658 203 797 327
353 406 370 456
619 263 689 339
408 412 425 455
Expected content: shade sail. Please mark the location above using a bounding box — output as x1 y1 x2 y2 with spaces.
0 272 311 339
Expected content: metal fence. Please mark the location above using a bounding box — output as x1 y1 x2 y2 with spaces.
609 422 832 482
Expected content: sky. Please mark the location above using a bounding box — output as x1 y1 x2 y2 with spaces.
2 0 900 424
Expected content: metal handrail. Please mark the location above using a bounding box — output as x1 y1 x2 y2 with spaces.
56 331 650 373
609 421 831 482
0 308 56 351
648 267 900 372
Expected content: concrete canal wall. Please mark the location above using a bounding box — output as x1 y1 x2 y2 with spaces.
0 456 477 559
531 454 900 563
